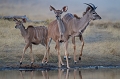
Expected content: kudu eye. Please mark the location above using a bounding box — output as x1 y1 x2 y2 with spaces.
60 12 62 14
54 11 57 14
93 13 96 14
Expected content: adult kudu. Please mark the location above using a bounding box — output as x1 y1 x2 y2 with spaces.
47 5 69 68
47 3 101 68
14 18 48 66
62 3 101 63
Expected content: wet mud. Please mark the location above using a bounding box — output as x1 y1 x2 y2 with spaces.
0 62 120 71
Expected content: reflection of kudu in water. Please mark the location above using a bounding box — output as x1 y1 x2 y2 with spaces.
47 3 101 68
20 70 49 79
58 69 69 79
74 69 82 79
42 70 49 79
20 71 33 79
14 18 48 66
58 69 82 79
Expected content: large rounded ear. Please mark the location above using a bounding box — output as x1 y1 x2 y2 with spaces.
49 5 56 11
62 6 68 12
13 18 18 22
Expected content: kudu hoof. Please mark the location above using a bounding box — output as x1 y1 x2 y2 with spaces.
74 61 77 64
20 62 22 66
31 62 33 67
59 40 64 43
79 57 81 60
64 56 71 60
68 57 71 60
67 66 70 69
64 56 66 60
45 62 48 65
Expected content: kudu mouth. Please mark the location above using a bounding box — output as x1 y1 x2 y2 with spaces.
56 15 60 19
15 25 17 28
99 16 102 19
97 15 102 20
15 25 18 29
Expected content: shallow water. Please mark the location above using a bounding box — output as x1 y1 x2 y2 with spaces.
0 68 120 79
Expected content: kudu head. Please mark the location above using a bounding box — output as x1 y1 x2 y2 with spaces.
14 18 26 29
49 5 68 19
84 3 101 20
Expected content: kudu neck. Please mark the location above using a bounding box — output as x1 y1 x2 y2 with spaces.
82 11 91 24
56 17 65 35
19 24 27 37
78 11 91 33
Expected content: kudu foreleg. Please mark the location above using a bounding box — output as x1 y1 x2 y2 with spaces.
64 41 70 68
56 40 64 68
72 37 77 64
79 35 84 60
20 43 30 65
29 44 34 66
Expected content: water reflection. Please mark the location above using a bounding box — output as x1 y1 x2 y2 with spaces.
0 69 120 79
19 69 82 79
41 70 49 79
20 71 34 79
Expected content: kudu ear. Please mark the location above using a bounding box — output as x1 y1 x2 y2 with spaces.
22 18 26 23
13 18 18 22
86 7 91 12
50 5 56 11
62 6 68 12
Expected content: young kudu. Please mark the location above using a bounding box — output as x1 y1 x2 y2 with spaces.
47 3 101 68
14 18 48 66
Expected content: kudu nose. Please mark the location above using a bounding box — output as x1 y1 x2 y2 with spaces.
56 15 59 18
15 25 18 29
98 15 102 19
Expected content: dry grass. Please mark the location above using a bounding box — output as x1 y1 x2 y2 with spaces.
0 19 120 65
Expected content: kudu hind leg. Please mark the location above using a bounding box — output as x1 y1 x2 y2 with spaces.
42 38 51 64
79 35 84 60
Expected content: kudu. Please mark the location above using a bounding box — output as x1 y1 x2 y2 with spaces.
47 5 69 68
49 5 68 42
62 3 101 63
14 18 48 66
47 3 101 68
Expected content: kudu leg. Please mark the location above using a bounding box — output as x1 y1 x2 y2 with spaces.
56 41 64 68
64 41 70 68
42 38 52 64
20 43 30 65
29 44 34 66
79 35 84 60
72 37 77 64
